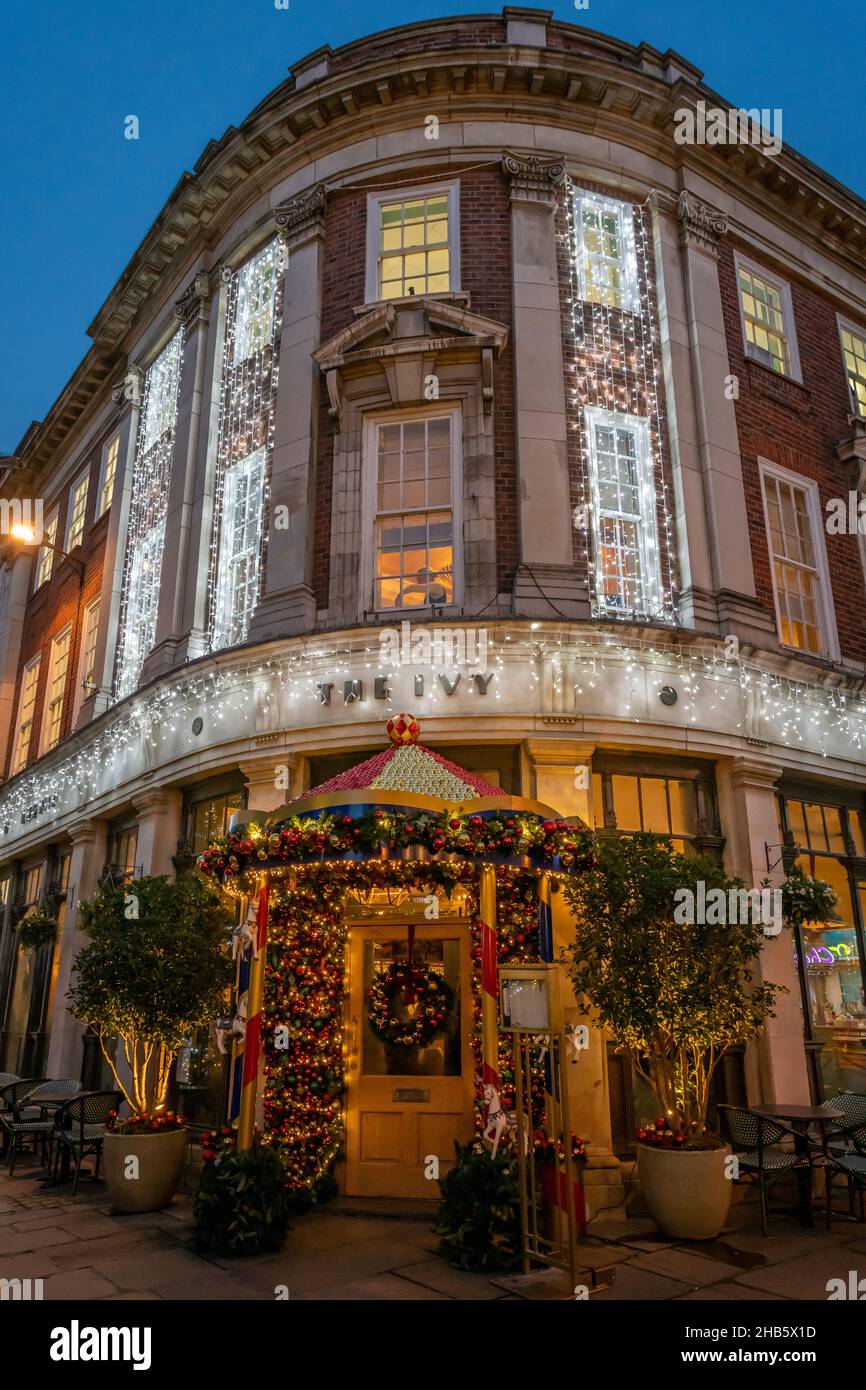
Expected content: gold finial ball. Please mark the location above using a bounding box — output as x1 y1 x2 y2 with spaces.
386 713 421 745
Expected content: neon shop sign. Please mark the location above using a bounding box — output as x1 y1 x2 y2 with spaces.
804 942 858 966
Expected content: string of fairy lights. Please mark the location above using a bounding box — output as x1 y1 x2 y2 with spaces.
562 179 678 625
2 626 866 834
206 236 285 654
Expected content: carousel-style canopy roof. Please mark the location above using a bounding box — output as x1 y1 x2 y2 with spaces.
298 713 501 802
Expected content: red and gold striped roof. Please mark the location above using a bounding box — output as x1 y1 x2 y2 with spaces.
299 715 501 801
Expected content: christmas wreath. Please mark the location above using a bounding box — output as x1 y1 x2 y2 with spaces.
367 961 454 1048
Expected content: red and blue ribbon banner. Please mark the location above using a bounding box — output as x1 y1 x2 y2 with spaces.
228 883 269 1125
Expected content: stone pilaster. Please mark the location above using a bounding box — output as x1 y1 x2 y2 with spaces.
718 756 811 1104
133 787 183 878
664 189 776 645
0 552 35 764
247 188 327 641
502 153 588 619
140 272 215 681
45 819 109 1081
244 752 301 815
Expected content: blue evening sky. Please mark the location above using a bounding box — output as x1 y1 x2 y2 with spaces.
0 0 862 449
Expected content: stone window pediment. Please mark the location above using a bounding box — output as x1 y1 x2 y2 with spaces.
313 292 508 421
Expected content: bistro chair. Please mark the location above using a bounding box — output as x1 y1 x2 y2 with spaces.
823 1121 866 1226
819 1093 866 1156
2 1080 78 1174
51 1091 123 1195
0 1079 43 1159
717 1104 813 1237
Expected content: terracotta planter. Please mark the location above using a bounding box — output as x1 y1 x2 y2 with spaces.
103 1128 188 1214
637 1142 732 1240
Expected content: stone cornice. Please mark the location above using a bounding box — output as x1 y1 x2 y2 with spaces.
15 10 866 474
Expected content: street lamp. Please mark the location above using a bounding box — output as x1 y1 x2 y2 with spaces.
9 522 85 578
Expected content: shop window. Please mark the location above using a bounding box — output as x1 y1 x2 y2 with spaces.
368 410 459 611
210 446 265 650
584 406 660 619
190 791 244 857
366 184 458 302
759 461 836 659
735 254 801 379
103 825 139 886
593 768 699 854
778 790 866 1100
572 190 639 313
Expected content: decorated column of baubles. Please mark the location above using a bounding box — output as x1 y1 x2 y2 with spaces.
263 875 347 1199
470 868 547 1133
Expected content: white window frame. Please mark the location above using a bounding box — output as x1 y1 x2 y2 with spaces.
40 625 72 755
734 251 802 382
758 457 838 661
364 181 460 305
10 654 41 776
96 434 121 518
73 597 101 724
231 240 281 366
34 508 58 590
572 189 640 314
583 405 661 619
837 314 866 419
210 445 266 652
65 469 89 552
362 403 463 616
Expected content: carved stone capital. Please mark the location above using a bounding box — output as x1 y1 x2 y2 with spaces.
677 191 728 258
273 184 326 249
502 151 566 209
110 361 144 407
174 272 212 335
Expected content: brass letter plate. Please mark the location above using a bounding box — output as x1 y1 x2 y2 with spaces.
392 1088 430 1103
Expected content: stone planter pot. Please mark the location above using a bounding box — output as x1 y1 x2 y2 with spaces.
637 1142 732 1240
103 1127 188 1214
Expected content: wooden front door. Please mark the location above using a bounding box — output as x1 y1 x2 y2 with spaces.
345 922 475 1198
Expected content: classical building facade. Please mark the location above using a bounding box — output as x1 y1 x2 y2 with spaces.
2 8 866 1207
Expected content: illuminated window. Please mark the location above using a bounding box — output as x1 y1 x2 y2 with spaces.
839 319 866 417
760 461 836 658
573 191 639 313
65 472 89 552
42 626 71 753
584 406 659 618
367 185 458 302
232 241 280 365
211 447 265 650
10 655 41 775
114 332 183 700
35 509 58 589
736 256 800 379
371 413 456 610
97 435 120 517
73 598 100 722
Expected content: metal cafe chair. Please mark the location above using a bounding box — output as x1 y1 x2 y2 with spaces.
51 1091 123 1195
819 1093 866 1157
717 1104 813 1237
4 1080 80 1174
822 1122 866 1226
0 1078 42 1159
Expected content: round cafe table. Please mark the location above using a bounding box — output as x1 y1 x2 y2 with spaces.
754 1103 843 1225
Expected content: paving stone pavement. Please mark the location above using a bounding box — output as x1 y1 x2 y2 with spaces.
0 1160 864 1301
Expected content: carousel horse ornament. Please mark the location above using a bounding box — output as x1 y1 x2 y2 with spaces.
482 1083 516 1159
231 901 260 960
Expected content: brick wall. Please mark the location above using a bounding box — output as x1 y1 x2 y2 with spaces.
313 166 517 608
5 447 108 779
718 242 866 663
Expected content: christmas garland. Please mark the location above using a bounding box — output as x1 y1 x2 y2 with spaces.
198 807 593 887
367 961 455 1048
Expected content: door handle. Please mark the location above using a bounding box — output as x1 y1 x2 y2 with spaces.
350 1015 359 1063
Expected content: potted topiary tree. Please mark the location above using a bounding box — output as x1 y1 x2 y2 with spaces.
69 874 232 1213
563 833 783 1240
